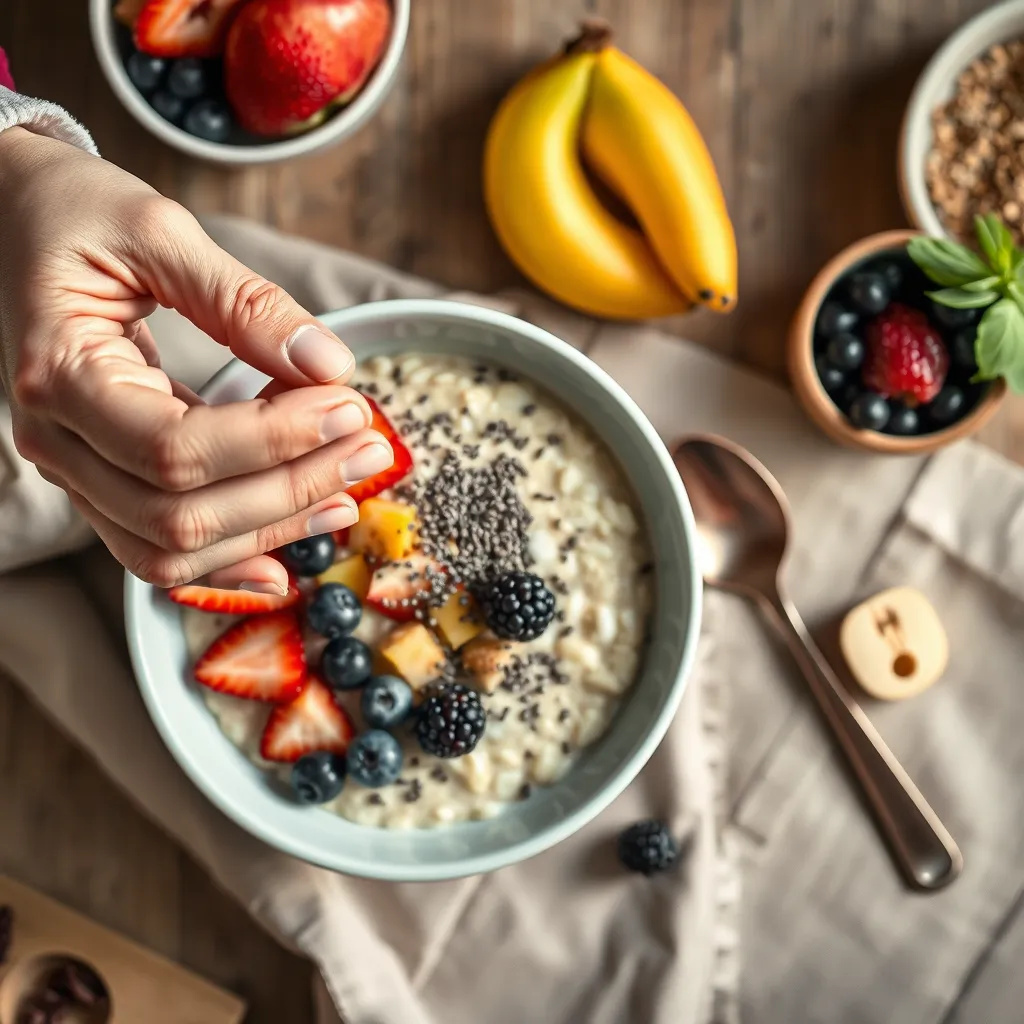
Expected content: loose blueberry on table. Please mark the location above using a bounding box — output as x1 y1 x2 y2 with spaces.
618 820 680 875
812 250 985 437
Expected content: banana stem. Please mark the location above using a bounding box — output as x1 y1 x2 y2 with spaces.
563 18 612 55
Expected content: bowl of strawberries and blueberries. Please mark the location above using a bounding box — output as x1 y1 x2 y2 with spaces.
792 216 1022 451
110 0 394 146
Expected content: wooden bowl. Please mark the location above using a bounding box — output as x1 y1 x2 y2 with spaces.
788 229 1005 454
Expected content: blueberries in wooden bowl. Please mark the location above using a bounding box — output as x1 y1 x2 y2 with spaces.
789 224 1011 454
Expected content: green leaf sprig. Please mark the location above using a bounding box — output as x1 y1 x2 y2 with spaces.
908 214 1024 393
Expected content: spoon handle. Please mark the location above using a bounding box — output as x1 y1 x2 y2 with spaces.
765 591 963 891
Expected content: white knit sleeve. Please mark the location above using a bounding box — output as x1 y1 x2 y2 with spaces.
0 85 98 155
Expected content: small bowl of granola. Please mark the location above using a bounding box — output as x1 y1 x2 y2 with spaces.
124 299 702 880
901 0 1024 243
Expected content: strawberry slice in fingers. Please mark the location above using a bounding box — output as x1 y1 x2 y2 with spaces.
260 677 356 763
344 396 414 504
169 583 302 615
135 0 248 58
194 612 307 703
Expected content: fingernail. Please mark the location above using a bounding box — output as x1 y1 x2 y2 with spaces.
321 401 368 442
287 324 354 383
341 442 393 484
239 579 290 596
307 501 359 536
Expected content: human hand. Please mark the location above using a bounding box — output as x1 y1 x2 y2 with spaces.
0 127 393 593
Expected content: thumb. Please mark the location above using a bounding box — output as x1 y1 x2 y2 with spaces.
133 201 355 386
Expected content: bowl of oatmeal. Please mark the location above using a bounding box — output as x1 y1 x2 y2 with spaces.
124 299 701 880
900 0 1024 242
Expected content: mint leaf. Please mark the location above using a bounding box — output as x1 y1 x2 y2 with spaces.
985 213 1016 274
975 214 1004 270
975 298 1024 393
1009 281 1024 319
925 287 999 308
906 236 992 286
963 275 1002 293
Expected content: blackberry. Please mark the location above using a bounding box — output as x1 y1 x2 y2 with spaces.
416 684 486 758
477 571 556 641
618 820 679 875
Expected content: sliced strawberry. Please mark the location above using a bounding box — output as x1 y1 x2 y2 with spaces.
169 583 301 615
260 676 355 763
114 0 148 28
345 396 414 504
366 552 444 622
194 612 307 703
135 0 248 58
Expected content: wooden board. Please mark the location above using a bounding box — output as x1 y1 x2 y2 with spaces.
0 876 245 1024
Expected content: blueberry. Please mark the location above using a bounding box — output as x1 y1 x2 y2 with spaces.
951 329 979 372
183 99 232 143
815 355 846 394
307 583 362 638
825 332 865 371
361 675 414 730
886 405 920 436
346 730 403 788
847 271 890 316
848 392 890 431
291 751 346 805
321 635 373 690
167 58 207 99
126 51 167 93
150 91 185 124
929 386 965 424
817 300 858 338
839 382 862 413
279 534 335 576
930 302 979 330
873 259 903 293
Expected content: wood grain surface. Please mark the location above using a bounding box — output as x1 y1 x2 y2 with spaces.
0 1 1020 1021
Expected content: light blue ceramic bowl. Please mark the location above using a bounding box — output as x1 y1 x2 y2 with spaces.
124 299 702 880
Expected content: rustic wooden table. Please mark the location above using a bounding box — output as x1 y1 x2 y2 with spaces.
1 1 1020 1021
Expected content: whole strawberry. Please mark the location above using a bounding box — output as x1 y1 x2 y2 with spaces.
224 0 392 137
863 303 949 404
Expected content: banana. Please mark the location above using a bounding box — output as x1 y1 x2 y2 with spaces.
581 43 738 312
483 41 691 320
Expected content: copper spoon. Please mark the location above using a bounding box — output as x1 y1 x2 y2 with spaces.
673 434 962 891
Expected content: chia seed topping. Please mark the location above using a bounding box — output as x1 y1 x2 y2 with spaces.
400 450 533 589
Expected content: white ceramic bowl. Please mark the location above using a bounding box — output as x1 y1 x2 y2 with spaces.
900 0 1024 236
124 299 702 880
89 0 409 165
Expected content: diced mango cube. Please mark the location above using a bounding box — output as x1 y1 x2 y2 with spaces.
317 553 371 599
350 498 420 561
433 592 484 649
462 637 516 694
378 622 446 692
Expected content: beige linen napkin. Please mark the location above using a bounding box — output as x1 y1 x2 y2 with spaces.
3 215 1024 1023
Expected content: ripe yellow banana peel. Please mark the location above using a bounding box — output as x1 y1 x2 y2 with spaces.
483 21 737 320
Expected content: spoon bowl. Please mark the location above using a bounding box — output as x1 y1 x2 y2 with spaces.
673 434 963 892
674 435 788 599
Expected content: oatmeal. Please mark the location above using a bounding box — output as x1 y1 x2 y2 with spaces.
181 354 652 829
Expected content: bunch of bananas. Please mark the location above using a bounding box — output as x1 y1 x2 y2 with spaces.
484 20 737 320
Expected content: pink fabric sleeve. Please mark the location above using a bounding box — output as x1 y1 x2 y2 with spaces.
0 47 14 92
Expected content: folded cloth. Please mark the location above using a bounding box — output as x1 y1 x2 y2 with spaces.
3 214 1024 1024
